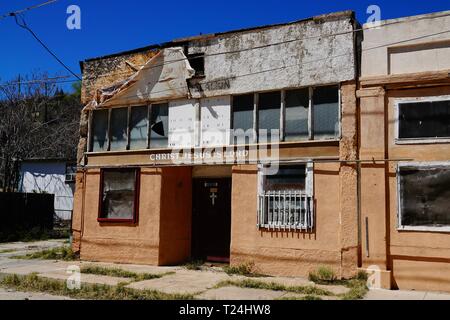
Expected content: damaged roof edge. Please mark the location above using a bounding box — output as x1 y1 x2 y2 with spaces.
81 10 355 66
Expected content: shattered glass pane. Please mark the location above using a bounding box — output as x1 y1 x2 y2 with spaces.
399 166 450 227
130 106 148 150
150 103 169 148
101 170 136 220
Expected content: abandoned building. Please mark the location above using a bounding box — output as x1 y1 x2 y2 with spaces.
71 10 450 292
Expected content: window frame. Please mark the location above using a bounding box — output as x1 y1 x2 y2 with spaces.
97 168 140 224
394 95 450 145
257 162 314 230
230 84 341 145
396 161 450 232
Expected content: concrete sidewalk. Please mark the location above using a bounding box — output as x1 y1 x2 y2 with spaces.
0 240 449 300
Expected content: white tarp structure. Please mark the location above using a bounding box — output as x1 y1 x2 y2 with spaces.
87 47 195 109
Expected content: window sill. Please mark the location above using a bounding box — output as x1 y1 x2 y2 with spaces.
395 138 450 145
97 218 137 224
397 226 450 233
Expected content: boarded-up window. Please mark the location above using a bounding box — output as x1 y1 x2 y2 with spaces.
398 100 450 139
129 106 149 150
258 91 281 143
399 165 450 228
201 96 231 146
285 89 309 141
232 94 254 144
91 109 109 152
99 169 139 222
110 108 128 151
150 103 169 148
313 86 339 139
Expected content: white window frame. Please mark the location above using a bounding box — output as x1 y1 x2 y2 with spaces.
394 95 450 145
257 162 314 230
397 161 450 232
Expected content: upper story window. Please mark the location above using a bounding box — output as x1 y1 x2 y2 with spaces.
232 85 340 145
398 163 450 232
396 96 450 143
89 104 169 152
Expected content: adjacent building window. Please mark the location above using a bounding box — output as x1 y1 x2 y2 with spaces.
398 164 450 231
150 103 169 148
91 109 109 152
258 91 281 143
98 168 139 223
257 164 314 230
110 108 128 151
313 85 340 139
129 106 149 150
397 97 450 141
285 88 309 141
232 94 254 144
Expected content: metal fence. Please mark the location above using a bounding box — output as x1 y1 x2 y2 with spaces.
257 190 314 231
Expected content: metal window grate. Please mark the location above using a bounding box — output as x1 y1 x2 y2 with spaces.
257 190 314 231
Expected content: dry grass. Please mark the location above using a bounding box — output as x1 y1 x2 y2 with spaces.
80 265 174 282
0 273 194 300
12 246 78 261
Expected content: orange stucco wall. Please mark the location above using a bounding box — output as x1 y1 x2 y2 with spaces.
72 167 192 266
230 162 345 277
359 84 450 292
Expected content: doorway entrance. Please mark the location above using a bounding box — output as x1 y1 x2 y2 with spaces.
191 178 232 263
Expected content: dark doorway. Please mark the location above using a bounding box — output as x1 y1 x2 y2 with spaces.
192 178 232 263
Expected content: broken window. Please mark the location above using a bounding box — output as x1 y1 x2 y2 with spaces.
150 103 169 148
398 99 450 140
232 94 254 144
258 91 281 143
110 108 128 151
188 53 205 77
285 88 309 141
91 109 109 152
257 164 313 230
398 165 450 229
313 85 339 139
129 106 149 150
99 169 139 222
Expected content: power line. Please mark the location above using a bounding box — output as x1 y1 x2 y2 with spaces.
2 11 450 88
12 13 82 81
0 0 58 21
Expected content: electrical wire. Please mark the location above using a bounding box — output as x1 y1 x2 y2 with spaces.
0 0 57 20
12 13 81 81
2 10 450 88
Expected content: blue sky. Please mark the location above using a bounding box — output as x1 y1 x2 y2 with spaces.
0 0 449 92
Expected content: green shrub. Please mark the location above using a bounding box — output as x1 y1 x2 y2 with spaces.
308 266 337 283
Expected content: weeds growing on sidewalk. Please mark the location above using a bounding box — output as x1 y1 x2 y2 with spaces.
80 265 174 282
12 246 78 261
0 273 194 300
0 249 16 254
215 279 333 296
183 260 205 270
222 262 268 277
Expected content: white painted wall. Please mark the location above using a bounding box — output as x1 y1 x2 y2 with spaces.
19 161 74 221
361 10 450 77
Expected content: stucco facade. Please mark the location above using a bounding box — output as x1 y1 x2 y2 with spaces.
358 11 450 291
72 9 450 293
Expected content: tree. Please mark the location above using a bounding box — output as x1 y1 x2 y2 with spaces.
0 72 82 192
